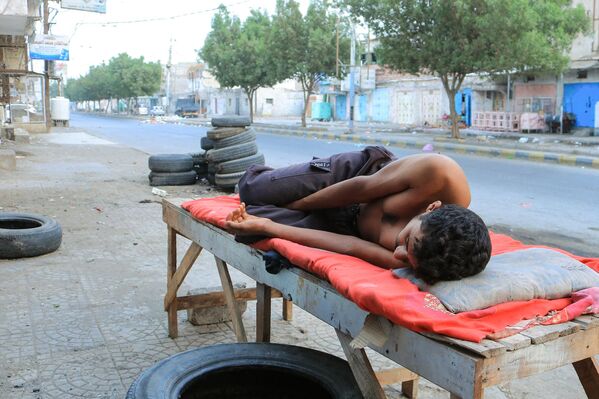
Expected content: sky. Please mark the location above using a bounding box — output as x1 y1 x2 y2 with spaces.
48 0 309 79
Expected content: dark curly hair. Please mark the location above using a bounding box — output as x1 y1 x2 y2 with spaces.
412 205 491 284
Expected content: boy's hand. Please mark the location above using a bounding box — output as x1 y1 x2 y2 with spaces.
225 203 270 235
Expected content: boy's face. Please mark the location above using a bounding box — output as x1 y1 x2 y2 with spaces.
393 215 424 269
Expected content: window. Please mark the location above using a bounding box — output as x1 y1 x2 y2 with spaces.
577 70 588 79
265 98 274 105
525 75 535 82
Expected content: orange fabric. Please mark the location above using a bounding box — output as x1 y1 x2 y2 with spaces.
182 195 599 342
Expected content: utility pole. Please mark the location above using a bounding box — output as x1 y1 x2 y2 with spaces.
348 22 356 132
165 38 173 114
335 16 339 78
43 0 52 130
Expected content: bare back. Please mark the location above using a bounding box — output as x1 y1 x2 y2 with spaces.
356 154 471 250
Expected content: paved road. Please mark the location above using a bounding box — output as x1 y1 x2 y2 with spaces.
71 113 599 256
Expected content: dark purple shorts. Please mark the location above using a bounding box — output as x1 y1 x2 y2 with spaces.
236 146 395 243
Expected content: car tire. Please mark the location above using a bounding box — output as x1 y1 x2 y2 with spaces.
211 115 251 128
215 153 265 174
207 127 246 140
126 343 362 399
205 142 258 163
213 129 256 149
148 154 193 173
148 170 197 186
215 171 246 188
200 137 214 151
0 213 62 259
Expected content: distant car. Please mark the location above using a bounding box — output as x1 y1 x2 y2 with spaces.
175 99 200 118
150 106 165 116
137 106 149 116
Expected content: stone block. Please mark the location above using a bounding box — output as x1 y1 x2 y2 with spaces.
14 128 30 144
1 126 15 140
0 149 16 170
186 283 247 326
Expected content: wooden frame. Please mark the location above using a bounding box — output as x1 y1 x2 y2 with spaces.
162 198 599 399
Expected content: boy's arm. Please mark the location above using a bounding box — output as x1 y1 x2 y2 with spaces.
225 215 408 269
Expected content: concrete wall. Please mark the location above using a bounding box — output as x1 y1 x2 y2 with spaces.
255 80 304 117
569 0 599 61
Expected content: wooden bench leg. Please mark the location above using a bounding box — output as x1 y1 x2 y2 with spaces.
215 256 247 342
167 227 178 338
401 378 419 399
573 357 599 399
256 282 271 342
283 298 293 321
336 329 387 399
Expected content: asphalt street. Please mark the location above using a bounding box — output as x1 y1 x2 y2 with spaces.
71 113 599 256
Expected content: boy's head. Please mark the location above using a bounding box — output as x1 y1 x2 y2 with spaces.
394 203 491 284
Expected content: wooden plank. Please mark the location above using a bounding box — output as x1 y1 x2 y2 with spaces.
166 227 178 338
495 334 531 352
421 332 506 359
175 287 283 310
163 242 202 310
401 379 419 399
520 322 581 344
337 329 386 399
351 314 393 349
482 326 599 387
573 315 599 330
573 357 599 399
256 282 272 343
374 367 418 386
215 256 247 342
283 298 293 321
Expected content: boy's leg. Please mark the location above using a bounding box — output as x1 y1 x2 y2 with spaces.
238 146 395 206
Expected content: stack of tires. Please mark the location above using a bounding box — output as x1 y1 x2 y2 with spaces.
200 116 265 190
148 154 197 186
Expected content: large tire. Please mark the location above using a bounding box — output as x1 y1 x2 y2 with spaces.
205 142 258 163
148 154 193 173
215 153 265 174
213 129 256 150
148 170 197 186
207 127 246 140
0 213 62 259
200 136 214 151
211 115 251 128
126 343 362 399
215 171 246 188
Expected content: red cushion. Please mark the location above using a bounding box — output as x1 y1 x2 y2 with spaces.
182 195 599 342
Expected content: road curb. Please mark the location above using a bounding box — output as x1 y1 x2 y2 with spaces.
253 127 599 169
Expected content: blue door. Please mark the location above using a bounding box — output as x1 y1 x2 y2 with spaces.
563 83 599 128
371 88 390 121
335 95 347 120
358 95 368 121
455 88 472 126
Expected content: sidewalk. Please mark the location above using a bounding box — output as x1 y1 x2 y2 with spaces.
0 128 588 398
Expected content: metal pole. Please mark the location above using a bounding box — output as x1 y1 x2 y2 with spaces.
506 73 511 112
166 38 172 114
43 0 51 130
348 22 355 131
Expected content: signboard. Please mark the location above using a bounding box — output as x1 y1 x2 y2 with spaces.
61 0 106 14
29 34 70 61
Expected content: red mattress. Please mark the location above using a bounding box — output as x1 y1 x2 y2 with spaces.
182 195 599 342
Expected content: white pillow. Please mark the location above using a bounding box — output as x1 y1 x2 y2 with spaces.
393 248 599 313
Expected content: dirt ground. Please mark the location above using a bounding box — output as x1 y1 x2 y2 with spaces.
0 128 587 398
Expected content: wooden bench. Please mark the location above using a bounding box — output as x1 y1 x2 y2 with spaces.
162 198 599 399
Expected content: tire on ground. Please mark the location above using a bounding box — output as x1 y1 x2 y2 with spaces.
211 115 251 128
215 152 265 174
207 127 246 140
148 154 193 173
205 142 258 163
200 136 214 151
0 213 62 259
126 343 362 399
148 170 197 186
213 129 256 149
215 171 246 188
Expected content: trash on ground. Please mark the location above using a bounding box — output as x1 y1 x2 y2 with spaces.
151 187 168 197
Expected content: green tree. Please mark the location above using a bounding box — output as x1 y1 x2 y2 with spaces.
272 0 350 127
200 6 279 122
344 0 589 138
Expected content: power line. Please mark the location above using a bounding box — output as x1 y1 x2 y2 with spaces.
71 0 251 26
